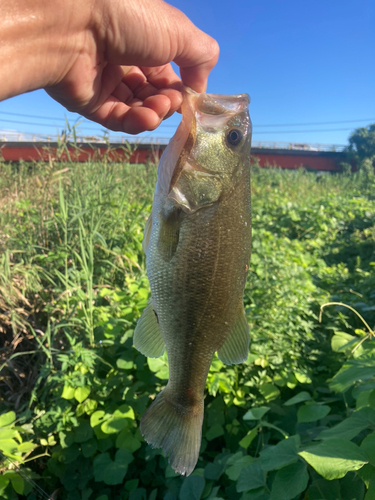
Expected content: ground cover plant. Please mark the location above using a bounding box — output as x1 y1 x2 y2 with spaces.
0 153 375 500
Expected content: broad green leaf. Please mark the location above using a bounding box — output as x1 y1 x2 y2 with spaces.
243 407 270 421
357 464 375 488
259 383 280 402
269 461 309 500
0 474 10 493
206 424 224 441
93 450 133 485
306 478 341 500
225 454 255 481
74 420 93 443
74 386 91 403
283 391 311 406
116 429 141 453
10 473 24 495
260 435 300 472
117 359 134 370
331 332 357 352
239 427 259 449
297 404 331 423
0 438 18 455
0 411 16 427
318 407 375 441
81 438 98 458
366 477 375 500
204 463 224 480
90 410 108 429
0 428 17 440
294 371 312 384
236 463 266 493
339 472 365 500
299 439 368 480
179 475 205 500
330 359 375 393
61 386 75 400
16 442 35 453
361 433 375 466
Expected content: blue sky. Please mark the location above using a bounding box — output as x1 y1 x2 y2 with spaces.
0 0 374 146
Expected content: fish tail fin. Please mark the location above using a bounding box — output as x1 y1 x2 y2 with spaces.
140 386 203 476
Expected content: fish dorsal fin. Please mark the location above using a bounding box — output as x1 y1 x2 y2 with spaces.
133 300 165 358
142 214 153 255
217 306 250 365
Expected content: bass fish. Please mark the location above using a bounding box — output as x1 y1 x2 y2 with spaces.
134 88 252 476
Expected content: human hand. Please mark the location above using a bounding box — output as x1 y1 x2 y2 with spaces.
1 0 219 134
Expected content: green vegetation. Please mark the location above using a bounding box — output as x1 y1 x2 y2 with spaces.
1 155 375 500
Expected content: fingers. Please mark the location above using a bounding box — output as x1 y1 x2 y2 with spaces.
86 93 174 134
100 0 219 93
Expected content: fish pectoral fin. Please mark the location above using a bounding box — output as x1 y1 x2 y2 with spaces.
142 213 153 255
217 306 250 365
133 300 165 358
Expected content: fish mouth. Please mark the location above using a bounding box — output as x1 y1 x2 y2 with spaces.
184 87 250 115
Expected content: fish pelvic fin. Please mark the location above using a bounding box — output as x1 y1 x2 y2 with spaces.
133 300 165 358
217 305 250 365
140 387 204 476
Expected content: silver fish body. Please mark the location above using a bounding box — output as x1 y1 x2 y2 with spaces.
134 88 252 475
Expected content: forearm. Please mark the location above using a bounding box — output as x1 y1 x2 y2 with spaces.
0 0 90 101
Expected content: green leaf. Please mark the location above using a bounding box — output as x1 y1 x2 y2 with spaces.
179 475 205 500
331 331 358 352
318 407 375 441
101 405 135 434
74 386 91 403
330 359 375 393
297 404 331 423
243 407 270 421
116 429 141 453
361 432 375 467
81 438 98 457
0 411 16 427
16 442 35 453
205 424 224 441
9 473 24 495
61 385 76 400
0 474 10 494
269 461 309 500
365 477 375 500
239 427 259 449
74 420 93 443
259 383 280 402
236 463 266 492
283 391 312 406
93 450 133 485
260 436 300 471
117 359 134 370
0 438 18 455
306 478 341 500
299 439 368 480
225 454 255 481
294 371 312 384
204 463 224 480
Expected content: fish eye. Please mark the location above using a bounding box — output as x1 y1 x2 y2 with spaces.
226 129 243 146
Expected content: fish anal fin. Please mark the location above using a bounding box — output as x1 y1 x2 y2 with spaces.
133 300 165 358
142 214 153 255
217 306 250 365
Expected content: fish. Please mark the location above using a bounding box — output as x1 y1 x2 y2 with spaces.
133 87 252 476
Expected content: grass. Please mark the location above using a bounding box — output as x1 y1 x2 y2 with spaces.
0 154 375 499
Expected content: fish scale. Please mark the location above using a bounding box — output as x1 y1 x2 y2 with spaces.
133 87 252 476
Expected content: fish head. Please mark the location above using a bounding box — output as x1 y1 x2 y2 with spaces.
156 88 252 213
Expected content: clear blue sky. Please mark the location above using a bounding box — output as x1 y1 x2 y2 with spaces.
0 0 374 146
